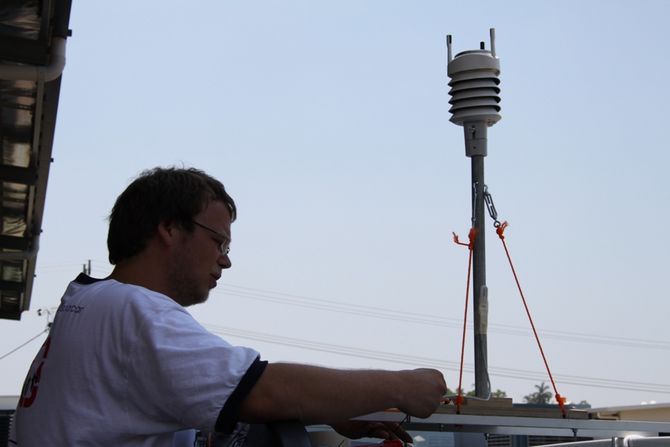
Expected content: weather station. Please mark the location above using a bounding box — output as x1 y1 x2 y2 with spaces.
354 29 670 447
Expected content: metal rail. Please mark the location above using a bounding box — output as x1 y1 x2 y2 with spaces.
357 412 670 439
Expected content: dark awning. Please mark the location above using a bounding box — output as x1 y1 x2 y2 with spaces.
0 0 73 320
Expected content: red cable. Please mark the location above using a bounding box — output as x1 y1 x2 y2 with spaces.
453 228 476 413
496 222 567 417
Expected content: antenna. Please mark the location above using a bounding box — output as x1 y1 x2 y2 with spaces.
446 28 502 399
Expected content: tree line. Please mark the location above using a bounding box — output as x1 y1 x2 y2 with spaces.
448 382 591 408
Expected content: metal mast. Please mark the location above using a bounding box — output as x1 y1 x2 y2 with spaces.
446 28 502 398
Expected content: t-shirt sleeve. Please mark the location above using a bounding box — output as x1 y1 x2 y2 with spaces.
215 357 267 433
126 302 262 432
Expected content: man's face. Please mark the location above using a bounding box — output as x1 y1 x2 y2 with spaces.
167 200 232 306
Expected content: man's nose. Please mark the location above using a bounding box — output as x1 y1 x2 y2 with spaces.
218 253 232 269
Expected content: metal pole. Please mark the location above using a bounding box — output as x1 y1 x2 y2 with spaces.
471 155 489 398
448 28 500 399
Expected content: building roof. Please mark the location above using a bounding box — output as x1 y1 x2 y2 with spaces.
0 0 73 320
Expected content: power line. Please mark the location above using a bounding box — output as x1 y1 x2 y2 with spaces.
0 329 48 361
23 260 669 393
29 260 670 350
213 283 670 350
205 323 670 395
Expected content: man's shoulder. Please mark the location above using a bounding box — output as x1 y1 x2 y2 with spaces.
60 277 200 347
64 276 185 320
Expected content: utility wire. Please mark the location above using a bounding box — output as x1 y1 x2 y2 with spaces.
205 323 670 394
33 261 670 350
213 284 670 350
26 260 669 392
0 328 48 361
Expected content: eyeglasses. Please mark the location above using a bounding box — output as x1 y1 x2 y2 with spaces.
192 221 231 255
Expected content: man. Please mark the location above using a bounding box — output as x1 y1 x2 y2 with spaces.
11 167 447 446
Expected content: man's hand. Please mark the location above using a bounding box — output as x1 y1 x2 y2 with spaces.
330 420 412 443
397 368 447 418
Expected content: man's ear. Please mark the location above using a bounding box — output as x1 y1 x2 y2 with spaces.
156 221 179 247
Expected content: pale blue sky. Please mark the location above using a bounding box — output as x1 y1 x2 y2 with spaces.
1 0 669 408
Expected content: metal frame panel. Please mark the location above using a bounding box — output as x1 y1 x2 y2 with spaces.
358 412 670 439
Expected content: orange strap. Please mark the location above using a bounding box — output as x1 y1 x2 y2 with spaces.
496 221 567 417
452 228 476 413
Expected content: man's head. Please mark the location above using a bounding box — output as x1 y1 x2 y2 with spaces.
108 167 236 305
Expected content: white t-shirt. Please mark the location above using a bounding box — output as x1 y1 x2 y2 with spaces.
10 274 265 446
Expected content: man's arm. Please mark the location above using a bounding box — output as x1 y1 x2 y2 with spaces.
238 363 446 424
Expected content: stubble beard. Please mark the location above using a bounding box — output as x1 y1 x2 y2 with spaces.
166 251 209 307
